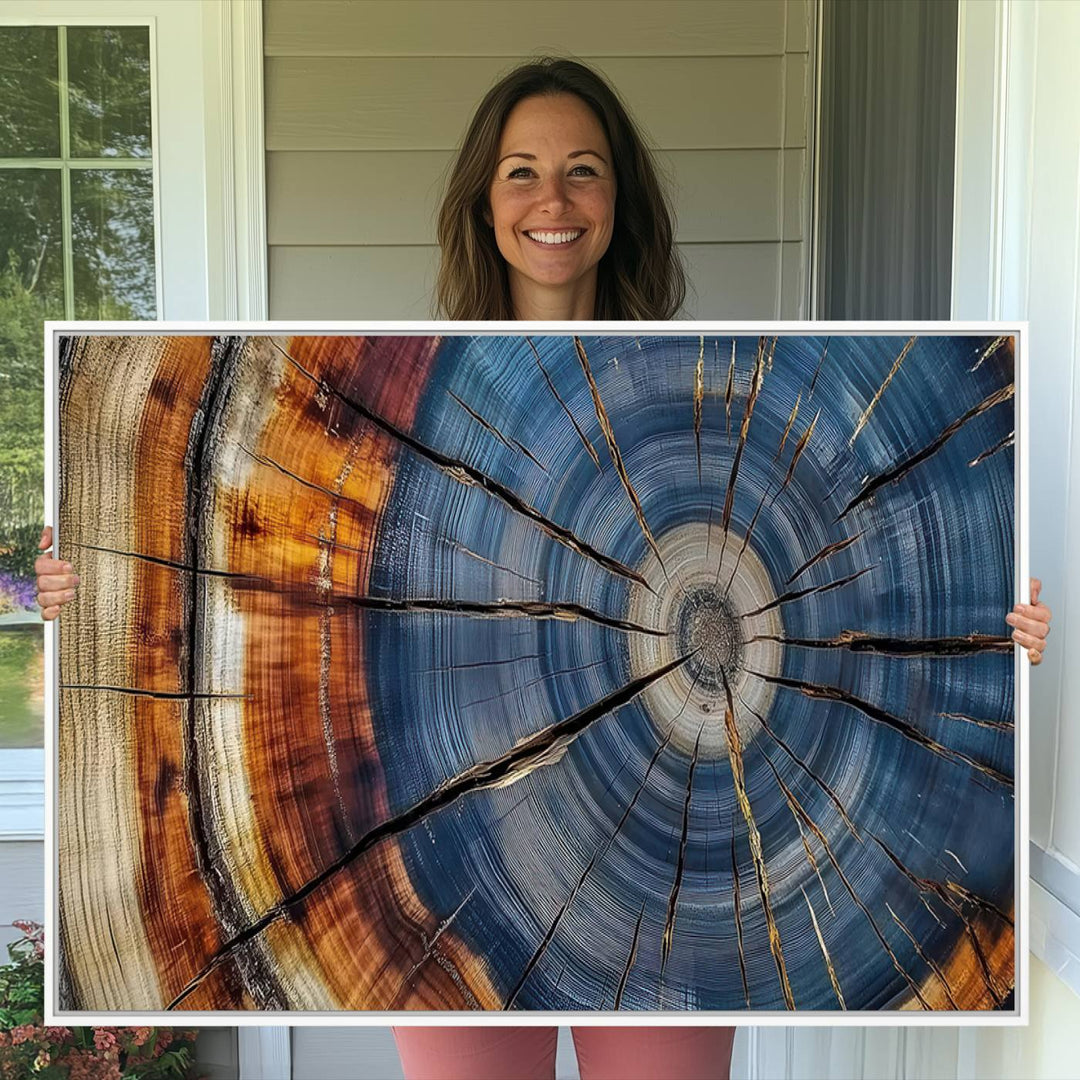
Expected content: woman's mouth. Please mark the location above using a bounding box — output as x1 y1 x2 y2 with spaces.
523 229 585 247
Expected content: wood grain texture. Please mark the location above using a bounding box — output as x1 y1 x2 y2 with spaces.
57 332 1016 1014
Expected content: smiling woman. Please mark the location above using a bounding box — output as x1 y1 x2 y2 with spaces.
435 57 686 322
485 93 616 320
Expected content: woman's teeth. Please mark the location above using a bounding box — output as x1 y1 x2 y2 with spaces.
525 230 583 245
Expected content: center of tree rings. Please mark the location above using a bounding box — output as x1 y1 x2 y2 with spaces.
674 586 743 691
626 519 783 759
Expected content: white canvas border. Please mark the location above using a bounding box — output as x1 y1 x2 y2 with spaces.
43 320 1028 1027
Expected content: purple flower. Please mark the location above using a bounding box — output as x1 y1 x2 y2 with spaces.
0 571 36 610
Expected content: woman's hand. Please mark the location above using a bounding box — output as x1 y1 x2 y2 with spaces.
34 526 79 621
1006 577 1051 665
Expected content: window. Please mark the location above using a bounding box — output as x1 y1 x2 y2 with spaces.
0 22 158 753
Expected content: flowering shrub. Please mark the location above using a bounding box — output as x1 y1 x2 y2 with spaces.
0 571 35 615
0 922 204 1079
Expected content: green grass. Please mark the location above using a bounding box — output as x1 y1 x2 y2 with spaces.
0 626 43 748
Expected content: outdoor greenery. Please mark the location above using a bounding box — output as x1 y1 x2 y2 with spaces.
0 921 203 1079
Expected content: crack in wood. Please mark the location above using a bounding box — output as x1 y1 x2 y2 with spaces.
166 652 694 1009
720 668 795 1009
885 901 960 1009
774 392 802 462
938 710 1014 733
871 834 1010 1005
694 335 705 483
614 900 647 1010
502 664 702 1009
969 430 1015 468
785 532 864 586
760 755 933 1009
747 630 1013 657
970 335 1010 373
741 566 873 619
339 594 666 636
838 383 1015 521
717 337 768 576
661 717 706 973
273 340 650 591
730 822 751 1009
526 336 602 471
60 684 249 700
735 689 860 840
807 338 830 398
850 336 917 447
574 336 666 575
447 389 548 473
802 885 845 1008
64 540 252 579
724 338 736 442
746 670 1013 788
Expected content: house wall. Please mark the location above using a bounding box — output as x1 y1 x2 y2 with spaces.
262 0 815 319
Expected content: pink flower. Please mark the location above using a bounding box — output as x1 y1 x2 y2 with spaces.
92 1028 117 1051
10 1023 36 1045
43 1026 73 1043
128 1026 152 1047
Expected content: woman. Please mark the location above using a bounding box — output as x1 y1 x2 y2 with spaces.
37 57 1050 1080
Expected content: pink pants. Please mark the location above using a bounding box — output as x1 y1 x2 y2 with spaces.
392 1026 736 1080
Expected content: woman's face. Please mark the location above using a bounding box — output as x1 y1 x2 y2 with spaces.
486 93 616 308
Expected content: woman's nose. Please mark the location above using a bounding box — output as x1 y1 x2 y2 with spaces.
536 173 573 214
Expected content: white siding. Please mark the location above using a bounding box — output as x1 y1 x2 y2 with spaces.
264 0 815 319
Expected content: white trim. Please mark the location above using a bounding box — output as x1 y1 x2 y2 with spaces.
0 750 44 841
1030 877 1080 1002
202 0 268 320
950 0 1010 320
238 1027 291 1080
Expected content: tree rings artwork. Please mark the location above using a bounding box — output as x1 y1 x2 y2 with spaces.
53 331 1018 1016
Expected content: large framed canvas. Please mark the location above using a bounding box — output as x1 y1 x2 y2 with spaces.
45 323 1027 1024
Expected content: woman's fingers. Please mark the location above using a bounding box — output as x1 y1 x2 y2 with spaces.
1005 612 1049 638
1010 627 1046 653
35 525 79 617
37 588 76 609
1012 601 1051 621
37 573 79 593
1030 577 1042 605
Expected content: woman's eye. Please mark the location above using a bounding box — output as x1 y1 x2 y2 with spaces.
570 165 598 176
507 167 535 179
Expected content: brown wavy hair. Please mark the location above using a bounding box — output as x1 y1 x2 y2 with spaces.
435 57 686 320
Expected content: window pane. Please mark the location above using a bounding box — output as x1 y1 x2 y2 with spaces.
0 626 43 748
67 26 152 159
71 169 156 318
0 27 60 157
0 169 65 313
0 169 57 750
